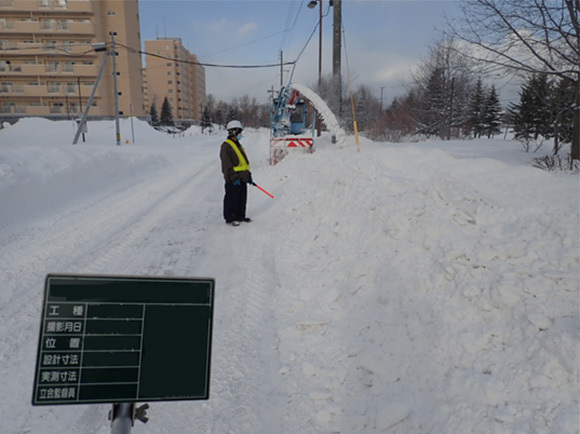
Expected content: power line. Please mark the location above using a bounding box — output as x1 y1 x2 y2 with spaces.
118 42 296 69
288 2 332 83
198 29 289 60
2 11 328 76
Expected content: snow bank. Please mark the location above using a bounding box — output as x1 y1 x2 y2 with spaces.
262 140 579 432
0 118 578 434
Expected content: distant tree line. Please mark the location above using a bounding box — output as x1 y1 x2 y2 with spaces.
198 58 569 154
374 39 504 142
200 94 271 132
313 32 575 166
309 39 504 143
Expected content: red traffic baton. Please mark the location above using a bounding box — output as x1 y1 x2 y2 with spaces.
252 183 274 198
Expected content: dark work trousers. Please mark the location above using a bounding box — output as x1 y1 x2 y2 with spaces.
223 181 247 223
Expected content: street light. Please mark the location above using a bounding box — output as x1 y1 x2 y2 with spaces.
308 0 323 136
307 0 322 86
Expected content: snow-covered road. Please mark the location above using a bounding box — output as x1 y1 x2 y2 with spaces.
1 126 288 432
0 118 578 433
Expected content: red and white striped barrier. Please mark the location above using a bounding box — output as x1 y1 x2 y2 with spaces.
270 137 314 165
271 137 313 149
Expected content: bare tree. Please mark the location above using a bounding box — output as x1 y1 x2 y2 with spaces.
447 0 579 164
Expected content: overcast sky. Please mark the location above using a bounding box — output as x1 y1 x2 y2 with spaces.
138 0 463 106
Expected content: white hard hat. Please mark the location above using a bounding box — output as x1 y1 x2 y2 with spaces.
227 120 242 131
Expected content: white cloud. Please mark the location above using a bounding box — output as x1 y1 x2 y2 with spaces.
209 18 227 33
374 59 418 82
238 22 257 36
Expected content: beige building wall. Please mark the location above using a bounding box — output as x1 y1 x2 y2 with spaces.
0 0 145 118
144 37 206 123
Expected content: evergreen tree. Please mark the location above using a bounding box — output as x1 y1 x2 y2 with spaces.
201 105 212 132
214 102 226 128
149 102 159 126
551 77 575 154
529 73 552 139
225 106 239 128
509 76 537 142
509 73 553 143
468 78 486 138
354 85 382 133
418 67 447 137
483 85 502 138
160 97 174 127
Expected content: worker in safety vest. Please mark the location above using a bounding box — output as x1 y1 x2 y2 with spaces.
220 120 253 226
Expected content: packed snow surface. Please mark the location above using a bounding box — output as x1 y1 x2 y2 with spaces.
0 117 578 433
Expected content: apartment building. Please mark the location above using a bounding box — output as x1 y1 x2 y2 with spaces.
144 37 206 123
0 0 145 119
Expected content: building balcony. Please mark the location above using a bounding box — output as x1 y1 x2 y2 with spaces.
0 43 97 57
1 63 99 77
0 103 107 116
66 64 98 76
0 20 95 35
3 0 94 13
0 84 93 97
0 105 27 114
66 21 95 35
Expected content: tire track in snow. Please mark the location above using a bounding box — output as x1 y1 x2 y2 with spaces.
0 149 218 434
69 160 217 275
179 222 286 433
0 153 216 316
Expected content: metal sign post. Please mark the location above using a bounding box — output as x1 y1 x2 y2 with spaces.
110 32 121 146
110 403 134 434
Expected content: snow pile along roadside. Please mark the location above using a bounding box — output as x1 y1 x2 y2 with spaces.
260 142 579 432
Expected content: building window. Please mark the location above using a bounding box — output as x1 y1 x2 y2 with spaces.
41 20 53 30
107 11 116 16
57 20 69 30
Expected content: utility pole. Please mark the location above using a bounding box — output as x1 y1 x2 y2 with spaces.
316 0 322 136
77 77 85 142
110 32 121 146
333 0 342 119
447 77 455 140
279 51 283 87
73 44 109 145
380 86 385 111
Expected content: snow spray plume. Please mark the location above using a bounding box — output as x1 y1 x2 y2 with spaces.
291 83 347 148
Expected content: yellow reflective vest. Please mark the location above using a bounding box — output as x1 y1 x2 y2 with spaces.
225 139 250 172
